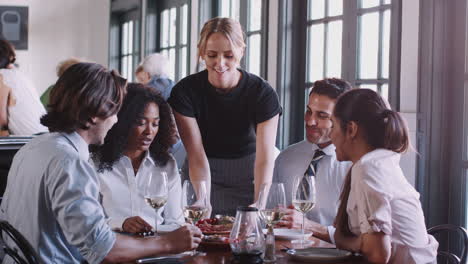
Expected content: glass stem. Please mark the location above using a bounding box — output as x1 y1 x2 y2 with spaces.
154 209 158 234
302 212 305 243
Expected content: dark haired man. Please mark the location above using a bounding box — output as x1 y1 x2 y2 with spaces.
273 78 352 244
0 63 202 263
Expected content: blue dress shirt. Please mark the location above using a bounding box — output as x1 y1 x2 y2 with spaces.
0 132 116 263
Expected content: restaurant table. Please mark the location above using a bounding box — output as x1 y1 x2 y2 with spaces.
137 236 368 264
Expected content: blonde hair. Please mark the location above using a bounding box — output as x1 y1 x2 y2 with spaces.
197 17 246 62
56 57 82 77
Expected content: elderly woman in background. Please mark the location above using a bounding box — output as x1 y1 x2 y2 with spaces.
41 57 82 107
0 39 47 135
330 89 438 263
168 17 281 216
135 53 174 100
91 83 184 233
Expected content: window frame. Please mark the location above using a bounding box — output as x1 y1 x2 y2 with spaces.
305 0 401 107
216 0 269 79
145 0 191 82
109 0 142 82
276 0 401 149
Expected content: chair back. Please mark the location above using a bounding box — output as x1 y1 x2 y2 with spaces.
0 220 41 264
428 224 468 264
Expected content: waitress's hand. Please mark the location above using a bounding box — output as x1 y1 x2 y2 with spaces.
122 216 153 233
205 204 212 219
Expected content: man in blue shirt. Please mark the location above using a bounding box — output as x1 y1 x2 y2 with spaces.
0 63 202 263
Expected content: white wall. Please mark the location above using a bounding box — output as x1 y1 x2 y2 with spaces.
0 0 110 95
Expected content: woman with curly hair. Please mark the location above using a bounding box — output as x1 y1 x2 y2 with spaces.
91 83 184 234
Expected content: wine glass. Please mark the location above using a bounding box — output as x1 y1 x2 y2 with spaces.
181 180 208 225
257 183 286 263
182 180 208 256
143 172 169 235
291 174 316 248
258 183 286 228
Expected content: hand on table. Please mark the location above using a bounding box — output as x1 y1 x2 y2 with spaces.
163 224 203 253
277 205 305 229
122 216 153 233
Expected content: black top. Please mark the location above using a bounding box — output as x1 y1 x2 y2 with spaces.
168 69 281 159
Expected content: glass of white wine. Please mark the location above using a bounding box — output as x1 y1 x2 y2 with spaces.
258 182 286 263
182 180 208 225
291 174 316 248
144 172 169 235
258 183 286 227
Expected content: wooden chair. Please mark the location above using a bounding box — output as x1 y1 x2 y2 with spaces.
0 220 41 264
428 224 468 264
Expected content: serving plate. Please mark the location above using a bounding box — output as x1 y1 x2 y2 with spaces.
263 228 313 240
286 248 352 262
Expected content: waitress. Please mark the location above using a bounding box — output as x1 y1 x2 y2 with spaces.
168 17 281 216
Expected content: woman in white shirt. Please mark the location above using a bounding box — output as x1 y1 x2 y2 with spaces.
0 39 47 135
330 89 438 264
91 83 184 233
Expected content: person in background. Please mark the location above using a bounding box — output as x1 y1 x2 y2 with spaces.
168 17 281 216
0 39 47 135
0 63 201 263
91 83 184 234
274 78 352 244
41 57 82 107
136 53 174 100
0 74 14 136
331 89 438 263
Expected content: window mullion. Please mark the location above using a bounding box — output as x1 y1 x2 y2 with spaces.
377 9 384 94
389 0 401 110
342 0 357 85
239 0 248 69
323 22 328 78
175 5 181 81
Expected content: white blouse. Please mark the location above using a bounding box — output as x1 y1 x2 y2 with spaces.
95 153 184 232
347 149 438 264
0 68 48 135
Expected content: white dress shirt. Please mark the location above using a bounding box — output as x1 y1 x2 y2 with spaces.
348 149 438 264
0 68 48 135
273 140 351 226
96 153 184 232
0 132 115 264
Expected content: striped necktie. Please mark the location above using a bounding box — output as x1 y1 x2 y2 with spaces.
304 149 326 177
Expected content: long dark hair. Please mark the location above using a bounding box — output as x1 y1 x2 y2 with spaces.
91 83 177 172
0 39 16 69
40 63 126 133
334 88 409 237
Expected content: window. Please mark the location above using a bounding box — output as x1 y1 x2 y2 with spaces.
218 0 267 77
120 20 140 82
146 1 190 82
306 0 398 103
109 0 141 82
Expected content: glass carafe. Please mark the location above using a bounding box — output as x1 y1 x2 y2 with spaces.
229 206 265 264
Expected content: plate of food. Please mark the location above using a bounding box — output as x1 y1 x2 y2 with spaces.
199 234 231 251
196 215 234 235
